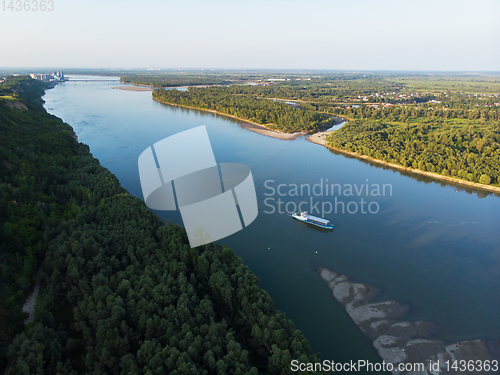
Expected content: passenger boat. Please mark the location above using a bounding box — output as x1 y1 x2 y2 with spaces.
292 211 333 229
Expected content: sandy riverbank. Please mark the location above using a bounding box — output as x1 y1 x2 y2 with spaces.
112 86 154 91
317 267 499 374
153 98 310 140
239 122 309 140
307 130 331 146
307 131 500 194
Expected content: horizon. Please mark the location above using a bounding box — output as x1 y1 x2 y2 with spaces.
2 68 500 74
1 0 499 71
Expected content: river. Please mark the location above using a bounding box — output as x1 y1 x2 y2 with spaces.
43 76 500 369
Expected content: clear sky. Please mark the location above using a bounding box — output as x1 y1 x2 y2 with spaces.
1 0 499 71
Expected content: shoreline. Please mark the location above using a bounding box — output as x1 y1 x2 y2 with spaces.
118 82 155 88
307 131 500 194
153 97 310 140
112 86 154 92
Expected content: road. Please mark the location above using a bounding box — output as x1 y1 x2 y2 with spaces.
3 264 44 375
22 264 43 325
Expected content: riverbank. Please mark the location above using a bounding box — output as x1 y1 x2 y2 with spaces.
152 97 309 140
307 131 500 194
317 267 499 374
112 86 154 91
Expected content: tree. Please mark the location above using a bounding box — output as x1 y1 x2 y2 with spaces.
479 174 491 185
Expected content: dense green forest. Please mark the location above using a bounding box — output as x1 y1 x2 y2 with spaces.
326 119 500 185
153 87 334 133
121 75 234 88
1 77 77 359
120 73 250 88
0 78 326 374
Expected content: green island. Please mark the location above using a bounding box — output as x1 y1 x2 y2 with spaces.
152 87 335 133
125 71 500 189
121 72 262 88
0 77 327 374
325 119 500 187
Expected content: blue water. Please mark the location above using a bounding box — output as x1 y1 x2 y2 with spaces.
44 76 500 366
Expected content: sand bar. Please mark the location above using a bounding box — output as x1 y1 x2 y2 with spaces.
239 122 309 140
317 267 499 374
112 86 154 91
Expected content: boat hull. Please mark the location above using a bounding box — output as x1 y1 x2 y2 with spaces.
292 214 334 229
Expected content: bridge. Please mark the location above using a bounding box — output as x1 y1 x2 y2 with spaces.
65 79 121 82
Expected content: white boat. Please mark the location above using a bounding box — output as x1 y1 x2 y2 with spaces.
292 211 333 229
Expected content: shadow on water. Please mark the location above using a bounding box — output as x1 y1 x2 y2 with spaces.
292 220 336 234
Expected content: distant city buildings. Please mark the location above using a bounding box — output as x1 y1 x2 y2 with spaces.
29 71 65 81
30 73 51 80
53 71 64 81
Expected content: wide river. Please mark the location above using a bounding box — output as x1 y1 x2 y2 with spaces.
44 76 500 369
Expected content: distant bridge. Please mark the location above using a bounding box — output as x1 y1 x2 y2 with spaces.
64 79 121 82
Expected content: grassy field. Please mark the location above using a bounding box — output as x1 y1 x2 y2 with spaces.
387 75 500 94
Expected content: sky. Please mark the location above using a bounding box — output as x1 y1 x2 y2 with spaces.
0 0 499 71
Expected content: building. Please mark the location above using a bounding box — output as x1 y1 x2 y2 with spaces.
52 71 65 81
30 73 51 81
30 72 65 81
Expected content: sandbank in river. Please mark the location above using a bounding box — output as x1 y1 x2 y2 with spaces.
112 86 154 92
318 267 499 374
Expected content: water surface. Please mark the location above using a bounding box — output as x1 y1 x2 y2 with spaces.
44 76 500 368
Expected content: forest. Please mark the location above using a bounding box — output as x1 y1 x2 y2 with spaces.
121 75 236 88
0 78 327 374
120 71 287 88
153 87 334 133
326 119 500 185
